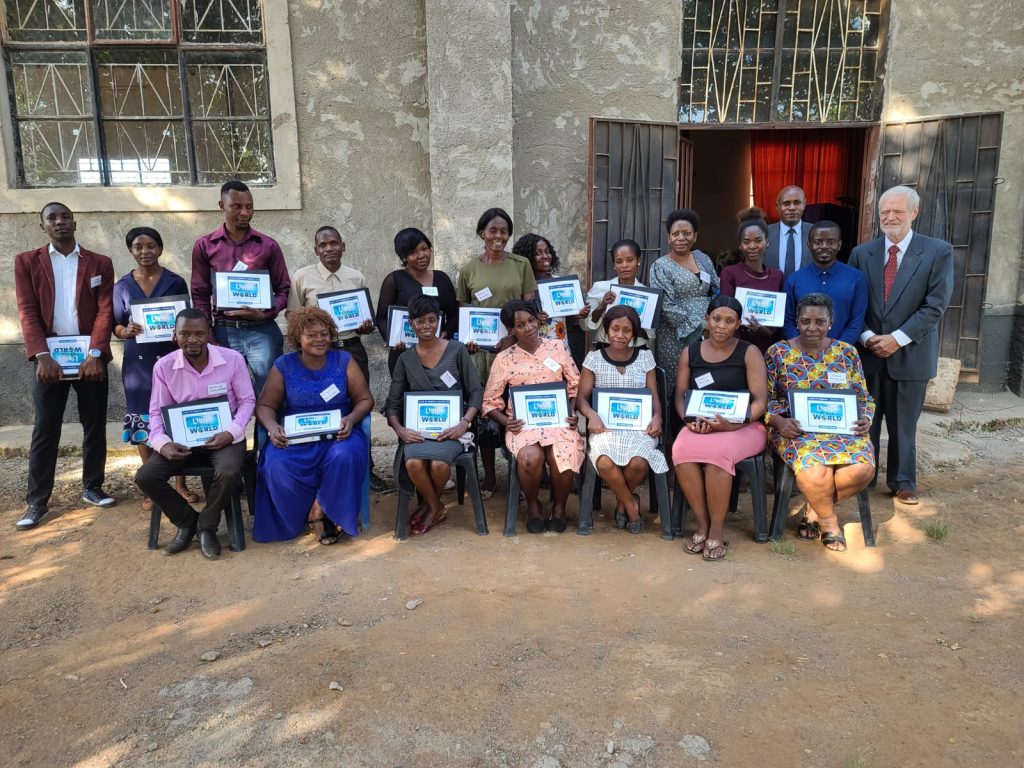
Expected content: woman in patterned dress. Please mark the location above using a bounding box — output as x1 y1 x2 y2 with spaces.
648 209 719 396
575 306 668 534
482 300 585 534
765 293 876 553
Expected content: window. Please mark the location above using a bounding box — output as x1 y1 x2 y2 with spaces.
2 0 274 187
679 0 889 124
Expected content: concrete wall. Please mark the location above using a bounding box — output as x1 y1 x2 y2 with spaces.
883 0 1024 389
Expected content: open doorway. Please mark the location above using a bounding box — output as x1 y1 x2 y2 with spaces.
682 126 872 266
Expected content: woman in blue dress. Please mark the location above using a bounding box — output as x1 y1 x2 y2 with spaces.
112 227 194 510
253 306 374 543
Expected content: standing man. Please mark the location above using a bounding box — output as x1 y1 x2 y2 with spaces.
782 220 868 345
765 185 814 277
14 202 116 530
288 225 388 492
135 309 255 559
191 180 290 396
849 186 953 504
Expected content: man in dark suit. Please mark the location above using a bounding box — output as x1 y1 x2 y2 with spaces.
14 202 116 530
848 186 953 504
765 185 814 277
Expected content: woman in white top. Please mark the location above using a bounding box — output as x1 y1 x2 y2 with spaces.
584 239 653 348
576 306 668 534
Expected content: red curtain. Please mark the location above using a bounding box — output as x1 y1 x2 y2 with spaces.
750 129 864 221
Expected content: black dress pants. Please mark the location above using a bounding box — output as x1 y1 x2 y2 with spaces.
135 442 245 531
27 371 108 507
867 367 928 492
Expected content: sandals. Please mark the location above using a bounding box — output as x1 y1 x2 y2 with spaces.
684 533 707 554
703 538 729 561
308 515 341 545
797 517 820 541
821 530 847 553
412 508 447 536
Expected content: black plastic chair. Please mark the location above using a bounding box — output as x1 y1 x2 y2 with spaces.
769 454 875 546
393 444 488 539
147 462 246 552
577 366 673 538
670 452 770 543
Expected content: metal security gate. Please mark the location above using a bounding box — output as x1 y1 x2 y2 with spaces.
587 118 689 284
878 112 1003 375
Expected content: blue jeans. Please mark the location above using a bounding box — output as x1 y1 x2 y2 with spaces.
214 319 283 397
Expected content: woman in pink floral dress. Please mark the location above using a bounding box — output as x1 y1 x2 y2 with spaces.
483 300 585 534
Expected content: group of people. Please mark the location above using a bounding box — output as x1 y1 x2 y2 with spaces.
14 180 952 562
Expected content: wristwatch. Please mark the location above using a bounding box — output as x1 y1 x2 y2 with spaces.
88 348 102 358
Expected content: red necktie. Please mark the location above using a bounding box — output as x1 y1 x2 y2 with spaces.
883 245 899 302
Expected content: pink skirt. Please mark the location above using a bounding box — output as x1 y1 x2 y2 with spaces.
671 422 767 475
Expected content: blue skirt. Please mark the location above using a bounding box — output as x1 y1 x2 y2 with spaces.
253 430 368 542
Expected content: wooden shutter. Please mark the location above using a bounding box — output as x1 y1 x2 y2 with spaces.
587 119 685 284
878 113 1002 375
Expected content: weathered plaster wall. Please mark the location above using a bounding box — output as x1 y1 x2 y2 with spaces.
0 0 432 420
509 0 681 279
884 0 1024 388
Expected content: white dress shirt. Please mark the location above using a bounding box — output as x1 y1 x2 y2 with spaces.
860 229 915 347
49 242 81 336
778 224 804 273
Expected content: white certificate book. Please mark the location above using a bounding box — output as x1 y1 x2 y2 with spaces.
162 397 234 448
593 387 653 431
537 275 585 317
789 389 858 435
510 383 570 429
387 306 442 347
404 391 463 438
214 270 272 310
610 284 663 329
46 335 90 377
130 294 190 344
317 289 374 333
283 409 342 444
735 287 786 328
458 307 506 348
684 389 751 423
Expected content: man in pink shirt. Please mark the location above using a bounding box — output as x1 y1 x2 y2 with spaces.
135 309 256 559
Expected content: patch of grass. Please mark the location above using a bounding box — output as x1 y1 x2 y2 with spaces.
770 538 796 556
925 518 950 541
966 613 985 624
844 749 875 768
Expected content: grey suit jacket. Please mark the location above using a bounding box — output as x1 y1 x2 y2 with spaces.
765 221 814 275
848 233 954 381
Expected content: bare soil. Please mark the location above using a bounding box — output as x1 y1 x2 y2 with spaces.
1 430 1023 768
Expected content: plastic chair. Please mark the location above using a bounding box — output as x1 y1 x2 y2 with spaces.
577 366 673 538
670 452 770 543
147 461 246 551
392 444 488 539
769 454 875 546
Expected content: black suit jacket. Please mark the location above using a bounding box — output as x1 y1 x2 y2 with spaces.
847 233 953 381
765 221 814 275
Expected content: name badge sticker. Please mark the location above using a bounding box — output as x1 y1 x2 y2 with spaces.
232 261 248 272
827 372 849 386
440 371 457 388
699 271 712 284
207 382 228 396
543 357 561 372
90 275 102 288
474 287 493 302
695 372 715 389
320 383 341 402
422 286 439 296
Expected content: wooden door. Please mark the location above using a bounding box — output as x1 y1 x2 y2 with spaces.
878 112 1002 375
587 119 686 284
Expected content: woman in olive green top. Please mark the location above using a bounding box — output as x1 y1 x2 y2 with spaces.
456 207 537 497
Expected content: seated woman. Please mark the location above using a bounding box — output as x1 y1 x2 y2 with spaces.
384 295 483 535
253 307 374 544
765 293 875 553
482 299 585 533
672 296 768 560
575 306 668 534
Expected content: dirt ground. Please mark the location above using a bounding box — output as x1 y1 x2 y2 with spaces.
1 428 1023 768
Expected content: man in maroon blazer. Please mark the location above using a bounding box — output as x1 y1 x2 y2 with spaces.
14 202 116 530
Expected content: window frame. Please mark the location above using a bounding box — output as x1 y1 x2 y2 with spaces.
0 0 300 211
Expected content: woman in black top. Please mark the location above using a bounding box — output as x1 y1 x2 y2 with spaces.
671 296 768 560
377 228 459 373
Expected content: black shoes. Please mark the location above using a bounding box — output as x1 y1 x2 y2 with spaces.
16 506 48 530
165 527 196 555
369 472 391 494
547 516 568 534
199 530 221 559
82 488 116 507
